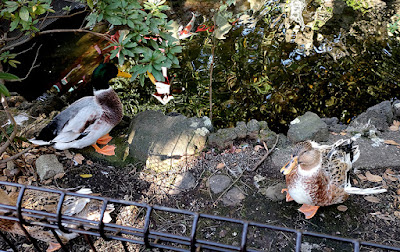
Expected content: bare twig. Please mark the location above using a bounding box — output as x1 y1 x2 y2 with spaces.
0 124 18 152
0 146 33 164
251 135 280 171
38 29 113 42
7 44 42 82
212 171 244 206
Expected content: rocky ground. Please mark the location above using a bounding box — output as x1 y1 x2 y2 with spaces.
1 99 400 251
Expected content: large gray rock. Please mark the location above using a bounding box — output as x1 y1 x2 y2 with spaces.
287 112 329 143
349 101 393 132
127 111 212 171
36 154 64 180
259 183 286 202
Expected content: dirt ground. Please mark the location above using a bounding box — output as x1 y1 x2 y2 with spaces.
1 136 400 252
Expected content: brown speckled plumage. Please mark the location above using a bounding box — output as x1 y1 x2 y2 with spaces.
284 140 357 206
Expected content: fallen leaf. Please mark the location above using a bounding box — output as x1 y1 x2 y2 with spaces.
385 168 395 174
74 154 85 164
216 163 225 169
337 205 348 212
235 149 242 153
86 160 94 166
64 150 73 159
331 132 338 135
352 178 358 185
53 173 65 180
365 171 383 182
370 212 394 221
0 163 5 169
384 140 400 146
389 120 400 131
356 173 367 181
397 188 400 195
254 145 263 151
80 174 92 178
0 176 7 181
364 195 380 203
340 132 347 136
394 211 400 219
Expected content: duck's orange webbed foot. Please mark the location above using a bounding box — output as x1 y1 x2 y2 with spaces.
281 188 294 202
96 134 113 145
298 204 320 219
92 143 116 156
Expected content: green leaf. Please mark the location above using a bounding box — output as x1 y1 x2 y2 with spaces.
107 16 122 25
87 0 94 9
10 18 19 31
19 7 30 22
0 84 10 97
0 72 19 80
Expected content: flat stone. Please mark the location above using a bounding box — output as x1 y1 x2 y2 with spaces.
221 187 245 206
169 172 196 195
209 175 232 194
36 154 64 181
287 111 329 143
259 183 286 201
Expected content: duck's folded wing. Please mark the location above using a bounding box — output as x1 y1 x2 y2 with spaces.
51 98 103 144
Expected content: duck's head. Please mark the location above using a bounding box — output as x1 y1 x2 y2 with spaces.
280 141 321 175
91 63 132 90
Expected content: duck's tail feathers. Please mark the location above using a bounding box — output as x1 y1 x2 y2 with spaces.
344 185 387 195
29 139 51 146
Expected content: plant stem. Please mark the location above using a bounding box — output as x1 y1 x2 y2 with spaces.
209 17 216 122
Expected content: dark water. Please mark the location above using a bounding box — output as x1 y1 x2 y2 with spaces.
6 1 400 133
159 0 400 132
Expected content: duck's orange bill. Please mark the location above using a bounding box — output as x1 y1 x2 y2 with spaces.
117 69 132 78
280 156 298 175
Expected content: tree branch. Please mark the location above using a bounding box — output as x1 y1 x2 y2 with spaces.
7 44 42 82
0 28 112 53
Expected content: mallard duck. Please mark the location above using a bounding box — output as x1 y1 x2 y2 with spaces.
0 188 114 252
30 63 131 155
280 139 387 219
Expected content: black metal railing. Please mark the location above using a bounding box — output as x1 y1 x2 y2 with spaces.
0 181 399 252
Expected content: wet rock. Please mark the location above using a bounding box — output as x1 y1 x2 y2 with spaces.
287 112 329 143
36 154 64 181
349 101 393 132
321 117 347 133
208 128 237 150
128 110 212 171
259 183 286 202
169 172 196 195
221 187 245 206
234 121 247 139
246 119 260 133
209 175 231 194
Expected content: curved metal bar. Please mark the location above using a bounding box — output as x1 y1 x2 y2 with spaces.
240 221 249 252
